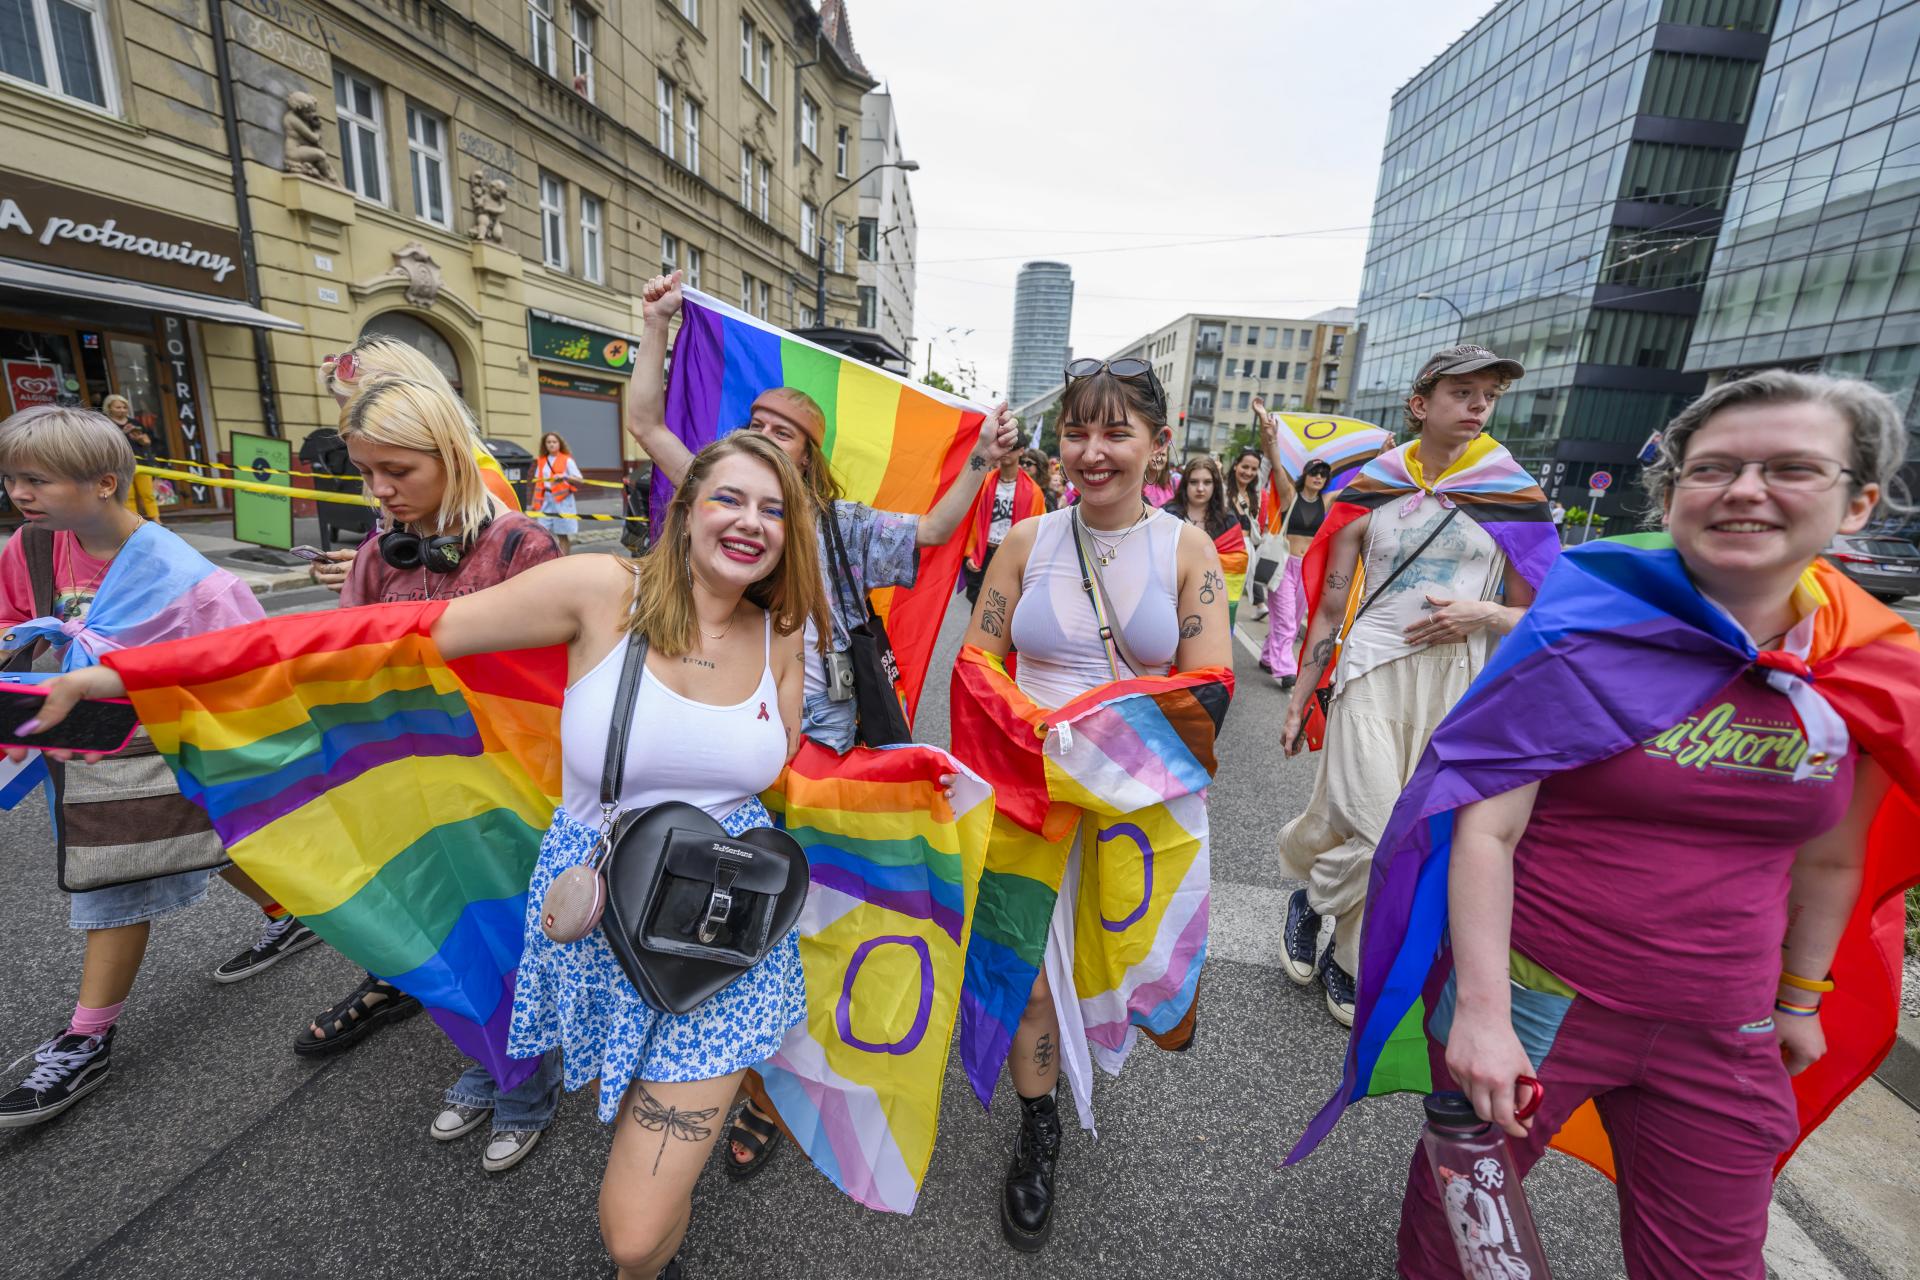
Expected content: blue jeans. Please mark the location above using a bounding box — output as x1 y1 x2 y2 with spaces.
444 1048 563 1133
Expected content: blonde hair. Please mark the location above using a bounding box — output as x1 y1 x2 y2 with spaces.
338 376 493 537
629 432 829 658
326 336 479 433
101 394 132 416
0 404 135 499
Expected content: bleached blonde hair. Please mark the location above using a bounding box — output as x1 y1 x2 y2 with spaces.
338 375 492 538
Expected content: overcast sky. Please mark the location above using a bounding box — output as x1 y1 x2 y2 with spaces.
845 0 1497 403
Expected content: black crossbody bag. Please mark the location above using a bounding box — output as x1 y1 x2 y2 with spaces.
821 507 913 747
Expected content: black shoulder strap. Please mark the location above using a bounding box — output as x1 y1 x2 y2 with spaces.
600 626 650 813
23 523 55 619
1346 504 1460 635
819 504 867 621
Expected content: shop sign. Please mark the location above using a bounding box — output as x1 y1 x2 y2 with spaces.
0 169 248 301
4 359 61 410
161 316 211 502
528 309 640 374
537 369 621 399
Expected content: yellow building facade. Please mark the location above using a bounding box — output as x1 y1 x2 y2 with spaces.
1 0 877 508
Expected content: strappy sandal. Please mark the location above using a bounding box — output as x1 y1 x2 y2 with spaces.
293 974 422 1057
723 1099 783 1181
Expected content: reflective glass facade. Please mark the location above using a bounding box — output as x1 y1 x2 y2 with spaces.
1350 0 1776 516
1685 0 1920 473
1007 261 1075 407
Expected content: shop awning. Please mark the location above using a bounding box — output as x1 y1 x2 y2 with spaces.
0 258 303 332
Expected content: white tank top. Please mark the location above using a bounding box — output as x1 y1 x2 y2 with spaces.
1337 494 1506 688
1010 506 1183 709
560 612 787 826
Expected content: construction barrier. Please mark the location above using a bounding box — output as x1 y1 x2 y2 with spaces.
137 465 370 506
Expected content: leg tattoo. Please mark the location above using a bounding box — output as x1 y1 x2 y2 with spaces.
629 1083 720 1175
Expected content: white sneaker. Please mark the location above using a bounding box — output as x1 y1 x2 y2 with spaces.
482 1127 543 1172
430 1101 491 1141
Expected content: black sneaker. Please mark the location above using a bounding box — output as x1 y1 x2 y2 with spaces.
0 1028 113 1129
213 917 320 984
1281 888 1323 987
1319 949 1356 1028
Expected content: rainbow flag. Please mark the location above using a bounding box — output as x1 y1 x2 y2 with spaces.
1266 412 1391 483
757 741 994 1214
1213 524 1248 625
661 289 990 718
101 603 564 1091
1288 539 1920 1175
950 646 1231 1116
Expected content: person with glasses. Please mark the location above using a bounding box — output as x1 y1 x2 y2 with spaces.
1351 370 1918 1279
956 356 1232 1251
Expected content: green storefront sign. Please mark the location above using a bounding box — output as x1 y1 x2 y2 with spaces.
527 310 640 374
232 432 292 550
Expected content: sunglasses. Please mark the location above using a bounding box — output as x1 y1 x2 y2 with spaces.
1064 358 1166 413
322 351 360 383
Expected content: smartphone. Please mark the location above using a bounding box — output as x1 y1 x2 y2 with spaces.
0 685 140 754
287 544 333 562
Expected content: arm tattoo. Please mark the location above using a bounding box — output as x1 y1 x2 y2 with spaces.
980 587 1008 638
1199 569 1224 604
1326 571 1351 591
1308 637 1335 669
1180 613 1203 639
969 454 987 472
1032 1033 1055 1072
629 1083 719 1175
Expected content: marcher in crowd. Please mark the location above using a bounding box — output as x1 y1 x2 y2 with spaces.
1393 371 1914 1277
101 395 161 523
1253 398 1334 683
1223 447 1266 618
0 405 265 1127
1163 453 1236 540
1276 347 1554 1026
1549 498 1567 543
959 358 1231 1251
532 431 583 554
295 374 563 1173
1018 448 1054 511
1141 442 1179 507
962 443 1046 606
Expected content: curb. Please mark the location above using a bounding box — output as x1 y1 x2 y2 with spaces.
1875 1014 1920 1112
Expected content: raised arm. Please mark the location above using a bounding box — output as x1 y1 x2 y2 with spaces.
915 403 1021 547
959 516 1035 658
1253 398 1296 512
1280 512 1368 753
627 271 695 490
1173 523 1232 674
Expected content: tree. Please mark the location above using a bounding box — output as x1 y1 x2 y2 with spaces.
1225 424 1257 458
921 369 956 394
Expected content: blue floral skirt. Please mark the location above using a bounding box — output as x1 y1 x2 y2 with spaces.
507 803 807 1123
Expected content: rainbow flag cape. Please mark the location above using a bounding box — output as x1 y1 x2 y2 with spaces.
950 646 1231 1116
963 468 1046 570
757 741 994 1215
660 289 990 718
101 603 564 1092
1287 539 1920 1174
1213 523 1248 625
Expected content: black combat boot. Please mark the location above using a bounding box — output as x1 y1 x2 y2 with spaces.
1000 1090 1063 1251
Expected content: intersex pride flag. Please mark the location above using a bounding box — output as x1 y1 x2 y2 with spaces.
661 289 990 717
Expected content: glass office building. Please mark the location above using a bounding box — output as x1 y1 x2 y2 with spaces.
1350 0 1777 519
1007 261 1075 407
1685 0 1920 478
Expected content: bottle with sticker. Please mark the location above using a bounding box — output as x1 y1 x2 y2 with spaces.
1420 1090 1554 1279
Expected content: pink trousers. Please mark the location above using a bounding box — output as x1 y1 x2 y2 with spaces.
1262 554 1307 676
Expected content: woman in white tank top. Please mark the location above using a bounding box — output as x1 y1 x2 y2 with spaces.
959 359 1233 1251
375 432 828 1278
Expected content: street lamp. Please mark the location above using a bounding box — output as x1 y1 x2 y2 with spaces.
816 159 919 323
1415 292 1466 339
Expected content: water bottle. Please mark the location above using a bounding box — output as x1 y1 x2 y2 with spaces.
1420 1089 1554 1280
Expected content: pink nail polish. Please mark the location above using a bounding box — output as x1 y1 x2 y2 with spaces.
16 718 41 735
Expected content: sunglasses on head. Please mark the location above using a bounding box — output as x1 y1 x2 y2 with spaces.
322 352 360 383
1064 358 1166 413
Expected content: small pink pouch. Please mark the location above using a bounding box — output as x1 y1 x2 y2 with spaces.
541 847 612 942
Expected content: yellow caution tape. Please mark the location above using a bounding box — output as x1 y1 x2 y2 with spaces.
524 509 650 525
163 452 631 490
136 465 372 506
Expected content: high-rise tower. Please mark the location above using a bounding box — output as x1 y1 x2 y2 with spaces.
1008 261 1075 406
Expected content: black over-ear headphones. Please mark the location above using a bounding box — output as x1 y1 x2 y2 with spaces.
380 515 492 574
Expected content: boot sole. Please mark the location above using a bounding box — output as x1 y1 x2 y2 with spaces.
211 930 324 984
0 1064 108 1129
1000 1198 1055 1252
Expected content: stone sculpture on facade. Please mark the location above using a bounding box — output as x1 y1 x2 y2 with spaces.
467 171 509 244
387 242 443 308
282 91 337 183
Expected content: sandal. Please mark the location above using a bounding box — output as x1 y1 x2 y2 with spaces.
723 1099 783 1181
293 974 422 1057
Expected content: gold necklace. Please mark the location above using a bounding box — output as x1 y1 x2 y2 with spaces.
697 609 737 642
61 518 142 597
1080 503 1149 567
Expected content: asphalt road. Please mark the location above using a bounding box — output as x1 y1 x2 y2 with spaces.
0 593 1904 1279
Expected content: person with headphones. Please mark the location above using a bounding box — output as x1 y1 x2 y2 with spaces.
298 374 565 1174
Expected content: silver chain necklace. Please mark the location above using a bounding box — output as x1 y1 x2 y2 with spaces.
1078 503 1150 567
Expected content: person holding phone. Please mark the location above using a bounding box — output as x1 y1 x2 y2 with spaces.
0 405 268 1128
532 431 583 554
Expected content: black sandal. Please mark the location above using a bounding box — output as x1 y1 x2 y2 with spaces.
293 974 422 1057
723 1099 783 1181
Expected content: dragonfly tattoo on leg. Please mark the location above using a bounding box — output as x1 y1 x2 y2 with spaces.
630 1083 720 1175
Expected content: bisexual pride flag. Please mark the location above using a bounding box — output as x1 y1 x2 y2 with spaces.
661 289 991 718
1287 539 1920 1175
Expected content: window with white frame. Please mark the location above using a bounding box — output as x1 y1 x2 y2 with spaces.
660 232 677 276
739 17 754 83
333 67 388 203
857 285 876 329
676 0 697 26
580 194 603 283
570 6 595 98
655 74 675 161
834 125 849 177
685 246 702 290
755 279 769 319
800 94 819 153
681 97 701 175
756 35 772 97
1 0 116 109
798 303 816 327
405 103 451 227
756 156 769 220
833 222 846 273
738 144 752 210
799 201 816 257
527 0 556 75
539 171 567 269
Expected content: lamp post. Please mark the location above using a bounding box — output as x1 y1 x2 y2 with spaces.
1415 292 1466 341
816 159 919 324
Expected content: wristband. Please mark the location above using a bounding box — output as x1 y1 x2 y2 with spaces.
1778 969 1835 994
1774 1000 1820 1017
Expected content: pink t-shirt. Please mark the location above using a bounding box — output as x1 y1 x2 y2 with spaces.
0 529 111 626
1510 669 1856 1025
341 513 559 606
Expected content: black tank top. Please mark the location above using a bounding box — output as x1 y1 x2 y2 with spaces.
1285 494 1326 537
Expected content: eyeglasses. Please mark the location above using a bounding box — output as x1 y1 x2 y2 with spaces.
321 352 360 383
1672 455 1858 492
1063 357 1166 413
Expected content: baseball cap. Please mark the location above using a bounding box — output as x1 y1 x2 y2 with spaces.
1413 344 1525 390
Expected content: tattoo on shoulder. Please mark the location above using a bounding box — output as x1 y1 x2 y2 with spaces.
1199 569 1224 605
1180 613 1203 639
980 587 1008 638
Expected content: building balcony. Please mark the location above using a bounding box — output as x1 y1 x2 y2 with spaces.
1197 335 1223 353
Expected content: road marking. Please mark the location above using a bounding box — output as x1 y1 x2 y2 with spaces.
1764 1201 1850 1280
1233 623 1264 661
